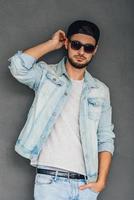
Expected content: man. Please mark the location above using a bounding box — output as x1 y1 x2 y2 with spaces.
8 20 115 200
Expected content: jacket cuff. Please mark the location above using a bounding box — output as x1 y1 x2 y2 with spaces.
8 50 37 69
98 143 114 155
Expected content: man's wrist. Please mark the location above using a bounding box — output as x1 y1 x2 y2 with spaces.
47 39 59 51
97 178 106 188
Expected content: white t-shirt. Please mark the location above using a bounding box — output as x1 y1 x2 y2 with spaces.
31 78 86 175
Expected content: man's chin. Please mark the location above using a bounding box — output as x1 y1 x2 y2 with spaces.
68 58 88 69
72 64 87 69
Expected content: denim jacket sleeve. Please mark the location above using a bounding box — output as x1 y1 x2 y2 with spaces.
8 51 48 91
97 87 115 155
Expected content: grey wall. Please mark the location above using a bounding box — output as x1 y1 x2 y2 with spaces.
0 0 134 199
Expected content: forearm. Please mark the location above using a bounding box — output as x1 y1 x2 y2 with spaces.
23 29 66 60
23 39 57 60
97 151 112 186
79 151 113 192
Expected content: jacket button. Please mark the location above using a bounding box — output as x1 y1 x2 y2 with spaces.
53 78 56 81
64 92 68 96
41 135 45 139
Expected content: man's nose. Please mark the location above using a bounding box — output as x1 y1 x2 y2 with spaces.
78 46 85 55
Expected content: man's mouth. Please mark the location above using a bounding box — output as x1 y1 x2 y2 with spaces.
76 57 85 62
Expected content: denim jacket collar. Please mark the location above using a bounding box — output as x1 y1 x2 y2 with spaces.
56 56 98 89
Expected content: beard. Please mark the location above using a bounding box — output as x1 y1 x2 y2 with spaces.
66 52 93 69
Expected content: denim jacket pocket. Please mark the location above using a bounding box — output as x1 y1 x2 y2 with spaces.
87 97 104 120
46 72 64 86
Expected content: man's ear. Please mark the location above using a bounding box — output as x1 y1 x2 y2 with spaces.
64 38 69 50
92 44 98 55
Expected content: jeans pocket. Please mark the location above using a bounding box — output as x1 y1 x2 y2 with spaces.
89 188 100 196
35 174 54 185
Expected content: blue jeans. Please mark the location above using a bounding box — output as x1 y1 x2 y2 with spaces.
34 171 100 200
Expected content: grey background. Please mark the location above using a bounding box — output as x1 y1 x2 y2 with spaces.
0 0 134 199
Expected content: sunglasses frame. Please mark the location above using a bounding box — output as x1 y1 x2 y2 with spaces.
68 38 96 54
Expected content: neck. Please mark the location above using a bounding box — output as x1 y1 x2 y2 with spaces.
65 59 86 80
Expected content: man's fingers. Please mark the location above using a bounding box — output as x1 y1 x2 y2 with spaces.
79 183 93 190
58 29 66 35
59 33 65 40
52 30 66 41
59 31 66 41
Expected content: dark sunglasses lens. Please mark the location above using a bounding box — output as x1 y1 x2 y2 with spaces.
71 41 81 50
84 45 95 53
70 40 95 53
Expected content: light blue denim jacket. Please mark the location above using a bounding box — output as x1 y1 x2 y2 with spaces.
8 51 115 183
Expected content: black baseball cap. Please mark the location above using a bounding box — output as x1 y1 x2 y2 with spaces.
67 20 100 45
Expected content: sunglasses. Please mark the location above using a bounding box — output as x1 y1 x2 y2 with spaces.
68 39 96 53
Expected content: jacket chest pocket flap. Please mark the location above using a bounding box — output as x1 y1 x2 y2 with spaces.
46 72 64 86
87 97 104 120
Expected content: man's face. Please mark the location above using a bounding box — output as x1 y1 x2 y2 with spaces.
64 33 98 69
